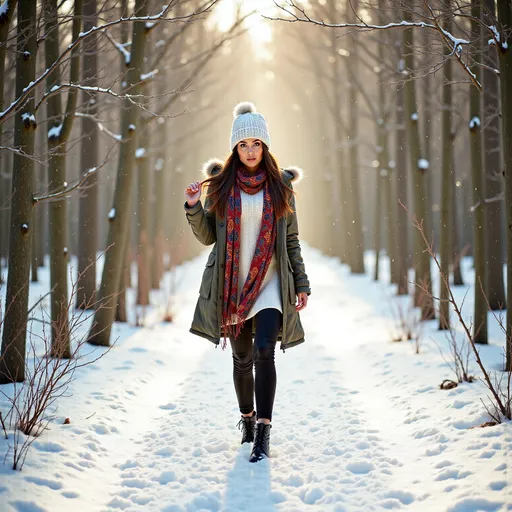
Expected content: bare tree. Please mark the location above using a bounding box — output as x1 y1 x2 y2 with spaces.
495 0 512 369
468 0 488 344
0 1 38 384
439 0 453 330
44 0 84 358
76 0 99 311
482 0 505 311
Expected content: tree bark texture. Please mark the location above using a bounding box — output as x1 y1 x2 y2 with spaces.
481 0 505 311
346 0 365 274
329 7 348 264
0 0 17 287
496 0 512 369
0 0 37 383
395 44 409 295
403 14 435 320
136 131 151 306
439 12 452 330
88 0 148 346
451 166 464 286
76 0 99 311
469 0 488 344
44 0 83 358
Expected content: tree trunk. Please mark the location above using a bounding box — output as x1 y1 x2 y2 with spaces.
32 118 47 282
403 13 435 320
88 0 148 346
114 0 131 322
452 164 464 286
329 6 348 264
373 165 382 281
152 130 166 290
0 0 17 287
76 0 98 311
395 41 409 295
346 0 365 274
496 0 512 369
44 0 83 358
374 63 390 283
31 207 38 283
422 30 435 249
481 0 506 311
439 10 452 330
469 0 488 344
136 134 151 306
115 246 129 323
0 0 37 383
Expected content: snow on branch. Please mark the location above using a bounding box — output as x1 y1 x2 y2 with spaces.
0 146 42 162
48 123 63 140
75 112 124 142
140 69 159 82
33 166 99 203
35 83 152 117
269 0 482 91
0 0 220 124
102 30 131 65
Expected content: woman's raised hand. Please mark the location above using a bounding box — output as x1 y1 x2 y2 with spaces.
184 181 202 207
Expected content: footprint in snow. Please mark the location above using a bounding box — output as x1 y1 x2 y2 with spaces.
346 461 375 474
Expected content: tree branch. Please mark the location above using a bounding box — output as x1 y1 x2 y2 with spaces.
0 0 220 124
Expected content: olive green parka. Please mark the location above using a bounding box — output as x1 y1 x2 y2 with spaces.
184 158 311 351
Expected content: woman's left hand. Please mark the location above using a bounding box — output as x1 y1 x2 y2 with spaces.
296 292 308 312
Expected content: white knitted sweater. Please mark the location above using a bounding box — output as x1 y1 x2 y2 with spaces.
229 189 282 325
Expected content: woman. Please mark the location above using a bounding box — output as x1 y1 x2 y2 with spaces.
184 102 310 463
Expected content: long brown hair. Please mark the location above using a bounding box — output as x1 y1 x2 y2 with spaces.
203 144 294 219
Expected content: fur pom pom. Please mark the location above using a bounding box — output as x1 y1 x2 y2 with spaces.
284 165 304 184
201 158 223 178
233 101 256 118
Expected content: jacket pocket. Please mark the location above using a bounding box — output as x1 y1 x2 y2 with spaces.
199 252 216 299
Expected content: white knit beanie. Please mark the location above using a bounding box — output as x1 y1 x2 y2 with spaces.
230 102 271 151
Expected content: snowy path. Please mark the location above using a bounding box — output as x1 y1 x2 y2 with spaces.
1 248 510 512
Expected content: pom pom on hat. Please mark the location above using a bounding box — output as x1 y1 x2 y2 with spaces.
233 101 256 118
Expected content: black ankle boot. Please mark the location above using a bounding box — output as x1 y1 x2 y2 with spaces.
237 411 256 444
249 422 271 462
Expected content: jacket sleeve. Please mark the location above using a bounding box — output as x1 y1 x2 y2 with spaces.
286 188 311 296
184 196 217 246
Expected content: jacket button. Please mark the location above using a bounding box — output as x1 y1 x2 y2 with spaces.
219 295 222 300
219 222 224 227
220 263 224 269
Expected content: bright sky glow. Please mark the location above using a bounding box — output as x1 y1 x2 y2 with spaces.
209 0 278 60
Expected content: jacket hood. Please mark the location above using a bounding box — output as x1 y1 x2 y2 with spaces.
201 158 304 184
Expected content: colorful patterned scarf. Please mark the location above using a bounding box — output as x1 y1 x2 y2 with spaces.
222 167 276 347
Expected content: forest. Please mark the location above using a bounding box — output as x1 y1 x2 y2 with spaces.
0 1 510 510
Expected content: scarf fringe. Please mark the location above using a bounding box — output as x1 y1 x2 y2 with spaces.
221 320 246 350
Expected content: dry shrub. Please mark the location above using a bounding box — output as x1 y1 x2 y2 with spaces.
0 264 114 470
413 217 511 423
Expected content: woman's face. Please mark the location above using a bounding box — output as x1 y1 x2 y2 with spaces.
237 138 263 171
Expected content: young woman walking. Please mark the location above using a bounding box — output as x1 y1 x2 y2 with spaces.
184 102 310 463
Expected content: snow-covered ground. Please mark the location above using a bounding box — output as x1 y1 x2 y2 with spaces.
0 247 510 512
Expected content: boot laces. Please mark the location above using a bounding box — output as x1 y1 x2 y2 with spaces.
237 415 253 438
253 423 268 452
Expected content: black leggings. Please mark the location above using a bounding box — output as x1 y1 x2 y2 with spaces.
229 308 282 421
